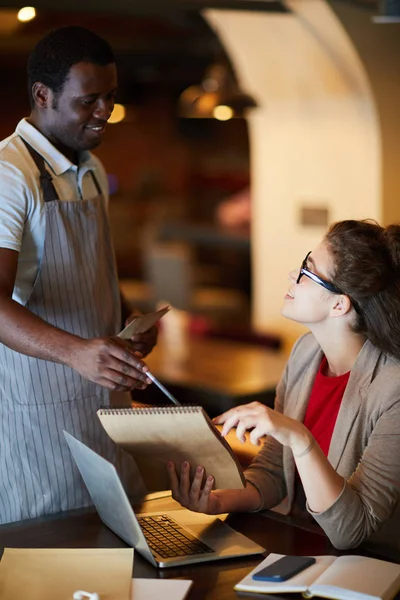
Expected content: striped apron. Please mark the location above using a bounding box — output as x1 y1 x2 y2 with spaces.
0 141 136 524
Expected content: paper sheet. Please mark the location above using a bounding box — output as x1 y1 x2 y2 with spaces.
131 578 192 600
0 547 133 600
118 306 170 339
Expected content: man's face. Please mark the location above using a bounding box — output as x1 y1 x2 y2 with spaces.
43 61 117 154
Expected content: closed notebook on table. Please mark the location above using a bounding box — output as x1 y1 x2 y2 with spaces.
234 553 400 600
97 406 245 492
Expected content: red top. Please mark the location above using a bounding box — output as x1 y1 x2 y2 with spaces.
303 357 350 456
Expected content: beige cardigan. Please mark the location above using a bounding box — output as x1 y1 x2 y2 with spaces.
245 333 400 551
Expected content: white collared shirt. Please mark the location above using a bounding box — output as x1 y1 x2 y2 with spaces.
0 118 109 304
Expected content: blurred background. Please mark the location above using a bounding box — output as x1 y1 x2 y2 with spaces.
1 0 400 353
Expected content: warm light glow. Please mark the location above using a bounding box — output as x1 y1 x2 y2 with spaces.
17 6 36 22
108 103 126 124
213 105 234 121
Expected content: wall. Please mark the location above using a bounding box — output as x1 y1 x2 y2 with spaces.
329 2 400 226
204 0 381 348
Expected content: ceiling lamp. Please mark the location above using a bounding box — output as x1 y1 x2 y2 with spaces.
213 105 234 121
179 63 258 119
108 103 126 124
17 7 36 22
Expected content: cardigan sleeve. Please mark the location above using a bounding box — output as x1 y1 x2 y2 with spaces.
244 363 287 509
244 334 312 510
308 400 400 549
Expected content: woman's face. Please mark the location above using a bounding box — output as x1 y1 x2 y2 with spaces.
281 241 338 326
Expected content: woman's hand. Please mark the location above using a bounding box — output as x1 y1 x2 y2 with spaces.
214 401 312 455
168 461 225 514
167 460 263 515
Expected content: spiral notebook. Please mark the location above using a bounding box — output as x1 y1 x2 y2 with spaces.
97 406 246 492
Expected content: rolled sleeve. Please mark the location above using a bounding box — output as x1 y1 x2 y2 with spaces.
244 435 286 510
308 404 400 549
243 365 288 511
0 161 28 252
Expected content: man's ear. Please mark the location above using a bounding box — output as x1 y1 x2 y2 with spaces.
331 295 352 318
31 82 51 109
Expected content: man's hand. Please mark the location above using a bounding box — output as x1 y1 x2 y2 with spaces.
69 336 150 391
129 327 158 357
123 313 158 357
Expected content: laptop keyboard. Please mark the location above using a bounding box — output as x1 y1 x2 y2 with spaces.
137 514 214 559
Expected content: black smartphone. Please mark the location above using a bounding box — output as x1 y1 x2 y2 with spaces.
252 555 316 582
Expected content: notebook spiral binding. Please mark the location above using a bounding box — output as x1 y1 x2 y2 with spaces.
98 406 202 415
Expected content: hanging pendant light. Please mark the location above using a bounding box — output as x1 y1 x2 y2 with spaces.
179 63 258 119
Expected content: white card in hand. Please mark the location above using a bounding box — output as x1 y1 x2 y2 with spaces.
118 306 170 339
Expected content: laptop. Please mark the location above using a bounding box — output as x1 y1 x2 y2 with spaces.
64 431 265 568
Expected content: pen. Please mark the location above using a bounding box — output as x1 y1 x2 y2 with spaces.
146 372 182 407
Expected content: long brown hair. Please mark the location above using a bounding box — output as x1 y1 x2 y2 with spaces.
325 220 400 358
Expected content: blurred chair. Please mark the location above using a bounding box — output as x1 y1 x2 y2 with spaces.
119 278 153 314
119 214 250 321
142 240 249 322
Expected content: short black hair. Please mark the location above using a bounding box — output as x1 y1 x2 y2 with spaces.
27 26 115 108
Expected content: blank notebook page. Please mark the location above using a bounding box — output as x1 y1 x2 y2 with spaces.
310 555 400 600
98 406 245 492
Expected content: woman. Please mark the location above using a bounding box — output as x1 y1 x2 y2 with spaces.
168 220 400 550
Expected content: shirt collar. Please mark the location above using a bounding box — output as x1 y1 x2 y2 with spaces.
16 118 96 176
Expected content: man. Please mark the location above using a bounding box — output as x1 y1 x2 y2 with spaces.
0 26 156 524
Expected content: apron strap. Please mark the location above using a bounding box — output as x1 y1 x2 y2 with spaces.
21 138 104 201
89 171 103 196
21 138 59 203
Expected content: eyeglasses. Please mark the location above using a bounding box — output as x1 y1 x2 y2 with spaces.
297 251 344 294
297 251 362 314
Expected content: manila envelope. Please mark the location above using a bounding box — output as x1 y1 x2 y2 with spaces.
0 547 133 600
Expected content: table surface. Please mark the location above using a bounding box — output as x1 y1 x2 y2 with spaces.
145 335 287 396
1 493 399 599
0 493 337 600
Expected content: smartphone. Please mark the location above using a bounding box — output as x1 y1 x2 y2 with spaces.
118 305 170 339
252 555 316 582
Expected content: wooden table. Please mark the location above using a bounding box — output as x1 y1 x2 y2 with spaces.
1 493 398 599
0 494 335 600
135 335 287 416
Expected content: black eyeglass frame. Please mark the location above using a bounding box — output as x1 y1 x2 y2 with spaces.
296 251 343 294
296 251 361 314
